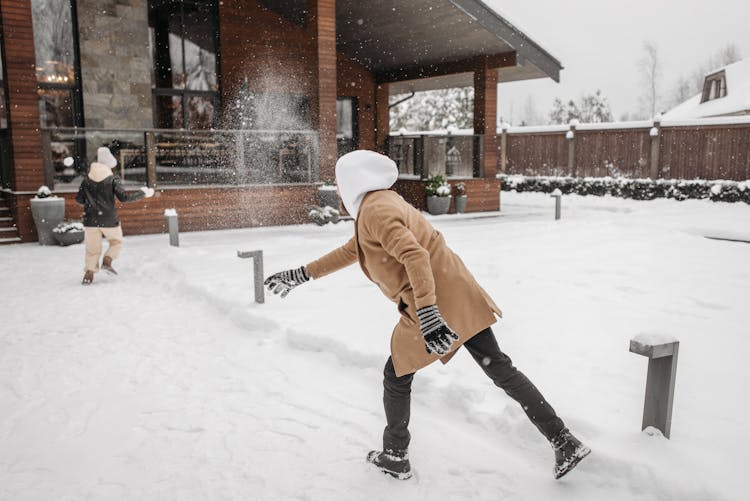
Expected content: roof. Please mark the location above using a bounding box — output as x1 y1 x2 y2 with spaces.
663 58 750 119
259 0 562 92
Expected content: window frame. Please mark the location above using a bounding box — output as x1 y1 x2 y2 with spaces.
701 70 728 103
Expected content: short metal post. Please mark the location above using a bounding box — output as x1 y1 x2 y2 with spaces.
237 250 264 304
629 336 679 438
550 189 562 220
164 209 179 247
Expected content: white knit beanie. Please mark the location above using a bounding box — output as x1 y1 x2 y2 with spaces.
96 147 117 168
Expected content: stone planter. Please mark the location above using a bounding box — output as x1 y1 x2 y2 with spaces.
426 195 451 215
30 197 65 245
318 186 341 211
53 230 85 246
454 195 468 214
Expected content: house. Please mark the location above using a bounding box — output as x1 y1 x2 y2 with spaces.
663 58 750 120
0 0 561 243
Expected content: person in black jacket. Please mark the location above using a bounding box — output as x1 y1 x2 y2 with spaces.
76 147 154 285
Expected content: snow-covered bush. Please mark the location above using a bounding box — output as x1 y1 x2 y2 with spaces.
308 205 340 226
52 221 84 234
499 175 750 204
35 185 54 199
425 175 451 197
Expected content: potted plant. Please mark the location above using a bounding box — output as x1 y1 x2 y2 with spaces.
454 182 468 214
317 179 341 212
30 185 65 245
52 220 85 246
425 174 451 215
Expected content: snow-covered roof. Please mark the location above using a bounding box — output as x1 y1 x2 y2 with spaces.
663 58 750 119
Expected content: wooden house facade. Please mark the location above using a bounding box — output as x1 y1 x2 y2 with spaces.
0 0 561 242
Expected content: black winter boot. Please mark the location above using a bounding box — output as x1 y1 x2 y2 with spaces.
102 256 118 275
551 428 590 479
366 449 412 480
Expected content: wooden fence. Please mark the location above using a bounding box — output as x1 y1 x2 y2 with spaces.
500 117 750 181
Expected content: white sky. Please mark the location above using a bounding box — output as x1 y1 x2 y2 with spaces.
486 0 750 123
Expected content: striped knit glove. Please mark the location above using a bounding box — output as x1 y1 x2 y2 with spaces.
416 305 459 355
264 266 309 298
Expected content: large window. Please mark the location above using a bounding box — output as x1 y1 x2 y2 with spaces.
0 18 11 188
149 0 220 129
31 0 83 128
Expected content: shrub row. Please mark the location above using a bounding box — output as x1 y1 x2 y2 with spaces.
499 175 750 204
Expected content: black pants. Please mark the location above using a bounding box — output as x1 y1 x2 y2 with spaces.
382 327 565 451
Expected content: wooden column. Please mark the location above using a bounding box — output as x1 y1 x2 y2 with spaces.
309 0 337 182
473 58 498 178
375 83 390 153
1 0 44 193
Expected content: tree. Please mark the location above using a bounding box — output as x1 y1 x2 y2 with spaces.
637 41 662 119
548 90 612 124
390 87 474 131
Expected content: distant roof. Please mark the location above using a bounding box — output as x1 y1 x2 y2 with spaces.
260 0 562 92
663 58 750 119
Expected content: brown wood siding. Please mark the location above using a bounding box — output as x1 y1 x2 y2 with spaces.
310 0 337 181
1 0 44 198
473 60 498 178
660 124 750 180
575 129 651 178
506 133 568 176
504 124 750 180
12 185 319 242
393 178 500 213
337 54 376 151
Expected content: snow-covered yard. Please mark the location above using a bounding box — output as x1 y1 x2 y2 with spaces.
1 191 748 500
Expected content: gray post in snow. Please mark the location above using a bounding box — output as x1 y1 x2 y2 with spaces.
164 209 179 247
629 335 679 439
550 188 562 220
237 250 264 304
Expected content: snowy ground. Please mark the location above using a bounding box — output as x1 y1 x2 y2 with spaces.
1 191 748 500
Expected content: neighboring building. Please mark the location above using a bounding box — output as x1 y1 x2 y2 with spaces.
664 58 750 120
0 0 561 243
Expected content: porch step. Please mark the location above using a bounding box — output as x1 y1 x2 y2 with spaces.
0 198 20 243
0 236 22 245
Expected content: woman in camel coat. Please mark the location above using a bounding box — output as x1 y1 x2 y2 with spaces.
264 150 590 481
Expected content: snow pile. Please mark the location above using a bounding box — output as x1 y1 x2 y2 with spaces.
1 192 748 500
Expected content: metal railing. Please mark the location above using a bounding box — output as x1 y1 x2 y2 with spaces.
387 133 484 179
42 127 320 189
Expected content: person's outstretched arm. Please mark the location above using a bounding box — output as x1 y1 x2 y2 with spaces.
113 176 154 202
265 237 357 298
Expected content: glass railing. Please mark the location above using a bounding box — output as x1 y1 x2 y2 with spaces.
387 133 483 179
42 127 320 190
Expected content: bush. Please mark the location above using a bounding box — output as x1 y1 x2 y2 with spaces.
499 175 750 204
425 175 451 197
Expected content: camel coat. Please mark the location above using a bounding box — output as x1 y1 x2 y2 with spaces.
306 189 502 376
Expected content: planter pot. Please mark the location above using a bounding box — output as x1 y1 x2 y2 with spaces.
318 186 341 211
455 195 468 214
30 197 65 245
426 195 451 215
53 230 85 246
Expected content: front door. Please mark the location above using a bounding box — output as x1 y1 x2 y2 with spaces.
336 97 358 158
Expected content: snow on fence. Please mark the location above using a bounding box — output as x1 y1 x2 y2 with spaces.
499 116 750 181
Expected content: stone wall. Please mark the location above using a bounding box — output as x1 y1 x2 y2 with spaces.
77 0 152 130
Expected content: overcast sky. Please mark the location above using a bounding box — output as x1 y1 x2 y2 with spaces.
485 0 750 123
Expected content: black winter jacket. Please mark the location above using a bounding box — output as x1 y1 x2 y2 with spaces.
76 173 145 227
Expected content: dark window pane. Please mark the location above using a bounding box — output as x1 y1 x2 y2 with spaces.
149 0 185 89
155 94 183 128
31 0 76 85
38 89 74 127
183 1 218 91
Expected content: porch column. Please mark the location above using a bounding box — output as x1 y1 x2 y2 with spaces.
375 83 390 153
309 0 337 182
1 0 44 192
473 57 499 178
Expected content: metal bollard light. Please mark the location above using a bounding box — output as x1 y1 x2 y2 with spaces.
237 250 264 304
550 188 562 220
164 208 179 247
629 334 679 438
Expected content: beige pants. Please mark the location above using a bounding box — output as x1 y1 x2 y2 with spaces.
84 226 124 272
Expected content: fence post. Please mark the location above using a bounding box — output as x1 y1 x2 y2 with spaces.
629 335 679 438
567 120 577 177
145 130 157 188
500 122 509 174
237 250 265 304
649 114 662 180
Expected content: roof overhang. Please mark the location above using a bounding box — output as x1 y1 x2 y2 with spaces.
260 0 562 89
